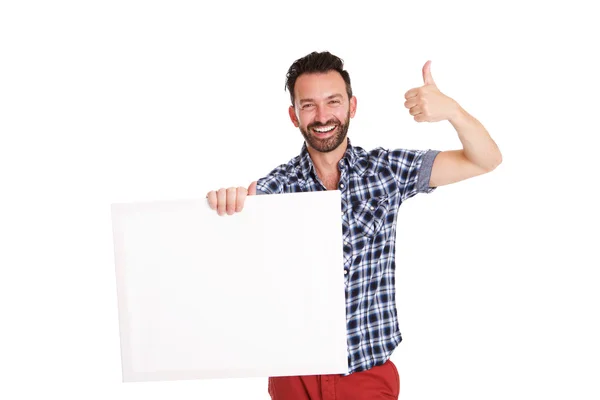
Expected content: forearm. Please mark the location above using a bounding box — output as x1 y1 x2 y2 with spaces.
449 106 502 171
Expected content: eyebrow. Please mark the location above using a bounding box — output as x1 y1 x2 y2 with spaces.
299 94 343 104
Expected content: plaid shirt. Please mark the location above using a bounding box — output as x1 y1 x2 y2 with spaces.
256 138 440 375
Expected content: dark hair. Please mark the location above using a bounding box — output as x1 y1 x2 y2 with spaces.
285 51 353 106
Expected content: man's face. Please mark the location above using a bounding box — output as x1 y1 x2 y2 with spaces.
289 71 357 153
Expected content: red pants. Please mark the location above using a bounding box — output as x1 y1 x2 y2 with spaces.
268 359 400 399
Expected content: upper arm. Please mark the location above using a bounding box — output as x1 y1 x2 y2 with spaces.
429 150 489 187
256 170 286 195
387 148 438 201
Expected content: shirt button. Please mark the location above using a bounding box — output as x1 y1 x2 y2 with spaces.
340 183 344 188
370 206 375 211
344 270 348 275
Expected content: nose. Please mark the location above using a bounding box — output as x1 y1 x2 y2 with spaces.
314 104 330 124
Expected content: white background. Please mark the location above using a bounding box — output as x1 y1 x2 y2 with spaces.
1 1 598 399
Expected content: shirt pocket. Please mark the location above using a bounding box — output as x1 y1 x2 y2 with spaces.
350 195 390 239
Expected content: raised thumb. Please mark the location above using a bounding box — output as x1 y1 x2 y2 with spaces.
422 60 436 86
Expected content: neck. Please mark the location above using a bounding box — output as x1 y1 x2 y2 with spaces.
306 138 347 181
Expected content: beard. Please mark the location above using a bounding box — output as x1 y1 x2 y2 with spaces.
299 110 350 153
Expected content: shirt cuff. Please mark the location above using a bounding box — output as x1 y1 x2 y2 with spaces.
416 150 441 193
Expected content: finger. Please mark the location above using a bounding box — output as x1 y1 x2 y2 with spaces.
216 188 227 216
404 88 419 100
226 187 237 215
409 105 422 116
248 181 257 196
422 60 436 86
404 98 418 109
206 191 217 210
236 187 247 212
414 113 428 122
217 188 227 215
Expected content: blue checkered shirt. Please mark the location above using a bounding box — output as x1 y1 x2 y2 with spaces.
256 138 440 374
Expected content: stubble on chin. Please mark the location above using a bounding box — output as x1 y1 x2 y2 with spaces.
301 117 350 153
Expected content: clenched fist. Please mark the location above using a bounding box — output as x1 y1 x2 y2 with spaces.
404 60 460 123
206 181 257 216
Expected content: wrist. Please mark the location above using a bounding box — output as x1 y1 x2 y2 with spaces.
448 103 467 125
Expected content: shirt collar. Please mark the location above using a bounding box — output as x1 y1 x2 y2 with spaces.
299 137 366 181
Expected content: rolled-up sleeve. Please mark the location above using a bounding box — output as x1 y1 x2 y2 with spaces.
387 149 440 201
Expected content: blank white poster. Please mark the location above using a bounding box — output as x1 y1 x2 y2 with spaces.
111 190 348 382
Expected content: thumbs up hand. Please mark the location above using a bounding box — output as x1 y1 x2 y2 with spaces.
404 60 460 123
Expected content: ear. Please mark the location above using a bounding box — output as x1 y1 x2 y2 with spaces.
288 105 299 127
349 96 357 118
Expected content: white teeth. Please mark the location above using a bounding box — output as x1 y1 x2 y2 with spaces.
313 125 336 133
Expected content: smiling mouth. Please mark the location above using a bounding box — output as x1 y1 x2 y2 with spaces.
311 125 337 135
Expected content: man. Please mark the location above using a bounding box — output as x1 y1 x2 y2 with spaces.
206 51 501 399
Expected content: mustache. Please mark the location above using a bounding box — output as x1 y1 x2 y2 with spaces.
308 119 340 129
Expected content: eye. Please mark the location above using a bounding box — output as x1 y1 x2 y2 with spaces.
302 104 314 110
329 100 341 105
